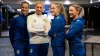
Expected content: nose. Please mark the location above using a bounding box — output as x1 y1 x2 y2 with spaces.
22 7 26 11
23 8 26 10
37 7 41 11
69 11 71 14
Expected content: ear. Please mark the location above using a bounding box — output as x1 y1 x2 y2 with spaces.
58 8 60 13
76 9 80 15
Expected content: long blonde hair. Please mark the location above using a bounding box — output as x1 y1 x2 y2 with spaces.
52 3 68 23
70 4 84 17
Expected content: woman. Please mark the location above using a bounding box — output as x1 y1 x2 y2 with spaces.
48 3 68 56
64 4 85 56
9 1 29 56
27 2 50 56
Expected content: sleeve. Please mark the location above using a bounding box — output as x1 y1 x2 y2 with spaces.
9 17 16 46
65 21 83 39
43 17 51 33
27 15 36 33
48 18 63 37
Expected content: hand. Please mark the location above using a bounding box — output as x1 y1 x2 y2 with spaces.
66 29 69 34
53 34 56 37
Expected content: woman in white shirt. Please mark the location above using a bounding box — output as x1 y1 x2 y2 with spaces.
27 2 50 56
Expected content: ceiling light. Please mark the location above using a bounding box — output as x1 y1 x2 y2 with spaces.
64 1 70 4
25 0 32 5
44 0 50 5
90 0 93 3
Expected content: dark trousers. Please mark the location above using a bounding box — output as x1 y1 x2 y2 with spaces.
52 47 65 56
29 43 49 56
13 42 29 56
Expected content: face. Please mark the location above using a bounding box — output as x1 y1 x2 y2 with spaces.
21 3 29 15
69 6 79 18
50 4 59 16
35 3 44 15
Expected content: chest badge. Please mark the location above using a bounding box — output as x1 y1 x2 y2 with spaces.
16 50 20 55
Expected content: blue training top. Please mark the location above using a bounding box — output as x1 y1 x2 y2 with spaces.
65 17 85 50
9 13 29 45
48 14 66 47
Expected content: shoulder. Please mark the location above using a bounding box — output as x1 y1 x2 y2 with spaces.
55 15 65 23
76 18 84 24
28 14 35 17
56 15 64 20
75 19 84 26
42 15 50 23
11 14 19 21
27 14 36 20
13 14 19 18
41 15 48 19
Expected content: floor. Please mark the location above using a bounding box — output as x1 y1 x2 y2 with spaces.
0 31 100 56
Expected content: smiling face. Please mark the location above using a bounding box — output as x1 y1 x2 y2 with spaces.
21 3 29 15
50 4 60 16
35 3 44 15
69 6 79 19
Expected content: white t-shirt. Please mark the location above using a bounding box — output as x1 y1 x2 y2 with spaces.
27 13 50 44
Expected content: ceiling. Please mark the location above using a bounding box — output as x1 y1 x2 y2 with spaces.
2 0 99 4
1 0 100 9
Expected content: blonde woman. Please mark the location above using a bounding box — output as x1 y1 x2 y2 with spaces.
64 4 85 56
27 2 50 56
48 3 68 56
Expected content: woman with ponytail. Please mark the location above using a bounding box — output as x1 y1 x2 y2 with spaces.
64 4 85 56
48 3 68 56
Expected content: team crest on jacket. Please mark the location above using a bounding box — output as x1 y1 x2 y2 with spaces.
30 49 33 53
56 16 59 19
17 50 20 54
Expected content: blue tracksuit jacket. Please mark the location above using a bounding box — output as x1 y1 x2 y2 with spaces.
48 14 66 47
65 17 85 56
9 13 29 46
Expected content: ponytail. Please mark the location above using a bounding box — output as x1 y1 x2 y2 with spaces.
60 4 68 23
52 3 68 23
79 7 84 17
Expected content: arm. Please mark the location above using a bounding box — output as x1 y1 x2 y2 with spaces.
27 16 41 33
65 21 83 39
48 19 63 37
9 18 16 46
43 18 50 33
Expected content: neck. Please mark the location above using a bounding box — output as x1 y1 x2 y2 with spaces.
36 12 42 16
55 13 59 17
73 15 79 20
21 13 27 16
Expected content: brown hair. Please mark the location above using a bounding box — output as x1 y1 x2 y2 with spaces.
20 1 30 8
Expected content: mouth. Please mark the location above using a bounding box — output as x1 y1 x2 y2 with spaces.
69 14 74 18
